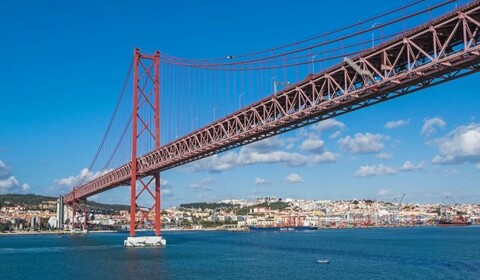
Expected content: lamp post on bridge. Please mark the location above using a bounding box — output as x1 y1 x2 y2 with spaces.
274 81 291 94
239 93 245 110
371 22 381 48
311 54 317 74
271 76 277 93
212 107 217 122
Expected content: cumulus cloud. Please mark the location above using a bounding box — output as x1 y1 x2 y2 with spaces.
400 161 426 171
246 137 283 153
378 189 393 196
0 160 10 178
313 119 346 139
354 161 425 177
376 153 392 160
0 160 30 193
45 167 115 195
153 178 174 197
330 131 342 139
385 119 410 129
313 119 346 131
354 164 397 177
300 136 325 153
431 123 480 165
421 117 446 137
286 173 303 183
254 177 270 185
0 177 30 192
187 136 339 173
54 168 112 186
339 133 387 154
160 178 172 188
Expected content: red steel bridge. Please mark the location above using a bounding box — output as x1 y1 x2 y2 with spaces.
64 1 480 238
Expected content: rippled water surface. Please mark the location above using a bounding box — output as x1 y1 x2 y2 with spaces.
1 227 479 279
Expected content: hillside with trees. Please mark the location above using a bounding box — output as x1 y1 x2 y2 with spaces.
0 194 129 213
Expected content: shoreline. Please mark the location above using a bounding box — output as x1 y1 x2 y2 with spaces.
2 223 478 236
2 224 470 236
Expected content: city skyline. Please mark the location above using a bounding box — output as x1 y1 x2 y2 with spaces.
1 0 479 208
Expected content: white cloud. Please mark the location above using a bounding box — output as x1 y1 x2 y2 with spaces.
0 160 30 193
0 160 10 177
246 137 283 153
254 177 270 185
0 176 19 189
354 161 425 177
421 117 446 137
476 163 480 170
339 133 387 154
355 164 397 177
376 153 392 160
46 167 114 196
300 136 325 153
313 119 346 139
152 178 175 197
160 178 172 188
0 176 30 193
378 189 393 196
330 131 342 139
313 119 346 131
431 123 480 164
385 119 409 129
400 161 425 171
286 173 303 183
54 168 112 186
187 136 339 173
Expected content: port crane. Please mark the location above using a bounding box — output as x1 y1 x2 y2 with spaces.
392 193 406 224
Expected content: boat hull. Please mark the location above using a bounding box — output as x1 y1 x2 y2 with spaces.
248 226 318 231
437 221 472 227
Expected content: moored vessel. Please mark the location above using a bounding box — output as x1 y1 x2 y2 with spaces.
437 219 472 227
248 225 318 231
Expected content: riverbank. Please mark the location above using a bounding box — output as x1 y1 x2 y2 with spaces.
3 223 478 235
0 230 117 235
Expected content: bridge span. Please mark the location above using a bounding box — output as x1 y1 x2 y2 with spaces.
63 1 480 241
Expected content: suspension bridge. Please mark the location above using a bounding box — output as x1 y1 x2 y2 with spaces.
60 0 480 246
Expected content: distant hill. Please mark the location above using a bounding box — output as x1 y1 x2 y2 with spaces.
0 194 130 213
0 194 55 208
180 202 239 210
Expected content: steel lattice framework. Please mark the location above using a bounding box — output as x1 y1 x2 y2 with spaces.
65 1 480 204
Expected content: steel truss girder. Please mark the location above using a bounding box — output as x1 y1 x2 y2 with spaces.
65 2 480 203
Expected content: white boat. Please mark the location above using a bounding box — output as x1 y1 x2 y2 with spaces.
317 259 330 264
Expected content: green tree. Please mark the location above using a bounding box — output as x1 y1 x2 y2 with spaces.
0 222 11 232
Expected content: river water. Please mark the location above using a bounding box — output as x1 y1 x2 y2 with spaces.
1 226 479 279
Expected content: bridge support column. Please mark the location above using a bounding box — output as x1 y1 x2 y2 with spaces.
127 48 165 247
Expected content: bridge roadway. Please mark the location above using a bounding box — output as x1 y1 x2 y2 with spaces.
65 1 480 204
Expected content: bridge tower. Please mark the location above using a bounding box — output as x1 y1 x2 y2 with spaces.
125 48 165 246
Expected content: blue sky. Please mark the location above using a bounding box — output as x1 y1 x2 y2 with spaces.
0 0 479 207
